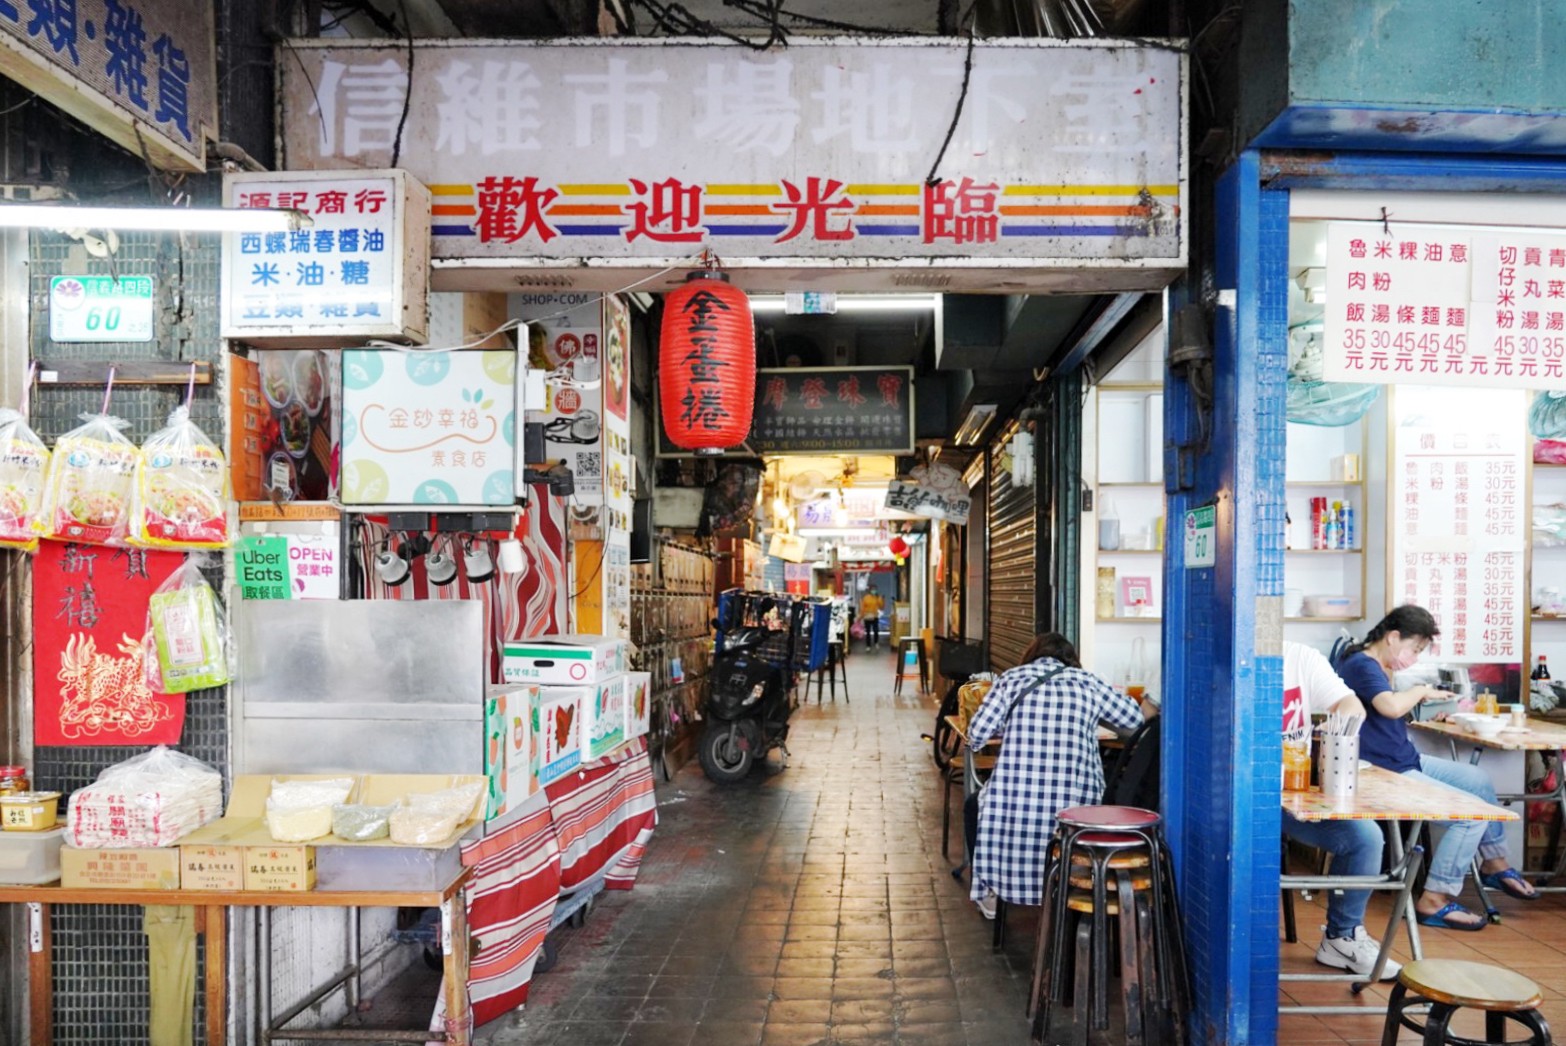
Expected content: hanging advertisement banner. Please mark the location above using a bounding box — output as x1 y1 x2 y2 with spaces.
222 169 431 345
1388 387 1526 662
1322 220 1566 389
0 0 216 172
277 39 1185 289
885 480 972 525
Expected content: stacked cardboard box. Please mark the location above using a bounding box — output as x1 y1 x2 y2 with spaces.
503 635 651 783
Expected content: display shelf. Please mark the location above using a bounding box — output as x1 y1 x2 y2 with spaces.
1286 615 1359 623
1098 481 1164 488
1285 480 1365 488
1286 548 1363 555
1096 549 1164 555
1097 615 1162 623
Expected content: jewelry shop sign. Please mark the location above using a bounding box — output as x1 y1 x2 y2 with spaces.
278 39 1185 281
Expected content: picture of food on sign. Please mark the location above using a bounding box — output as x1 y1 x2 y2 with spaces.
261 353 293 410
554 703 575 751
606 300 629 420
245 350 335 502
280 403 311 459
294 351 327 416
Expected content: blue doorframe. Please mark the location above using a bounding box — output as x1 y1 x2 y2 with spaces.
1165 144 1566 1044
1161 149 1289 1045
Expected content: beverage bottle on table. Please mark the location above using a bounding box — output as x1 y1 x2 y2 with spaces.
1533 655 1551 681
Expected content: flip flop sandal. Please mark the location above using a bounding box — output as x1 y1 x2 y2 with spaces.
1481 868 1540 901
1416 902 1487 931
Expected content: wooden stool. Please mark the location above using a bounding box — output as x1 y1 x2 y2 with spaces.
892 636 929 696
1381 959 1551 1046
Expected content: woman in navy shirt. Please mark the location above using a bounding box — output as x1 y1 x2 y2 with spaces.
1337 605 1536 930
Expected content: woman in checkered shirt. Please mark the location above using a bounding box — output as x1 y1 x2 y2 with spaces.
967 634 1145 913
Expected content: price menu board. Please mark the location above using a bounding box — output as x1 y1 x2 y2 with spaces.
1390 387 1527 662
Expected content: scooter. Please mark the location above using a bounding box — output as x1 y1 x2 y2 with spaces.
698 595 809 784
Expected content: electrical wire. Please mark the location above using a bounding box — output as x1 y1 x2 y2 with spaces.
390 0 415 170
924 17 977 187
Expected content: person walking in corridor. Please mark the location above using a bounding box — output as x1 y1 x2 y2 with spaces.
859 589 884 651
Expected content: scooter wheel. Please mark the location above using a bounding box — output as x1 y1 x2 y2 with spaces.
698 724 754 783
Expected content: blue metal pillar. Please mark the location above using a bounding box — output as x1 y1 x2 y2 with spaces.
1161 149 1289 1045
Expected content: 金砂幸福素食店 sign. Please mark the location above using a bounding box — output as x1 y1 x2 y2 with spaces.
276 39 1185 286
666 366 913 456
0 0 217 172
221 169 431 345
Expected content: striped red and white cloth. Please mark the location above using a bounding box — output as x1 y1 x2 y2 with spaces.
458 738 659 1027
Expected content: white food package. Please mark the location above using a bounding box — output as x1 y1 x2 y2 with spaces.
66 746 223 848
388 782 483 845
265 777 354 843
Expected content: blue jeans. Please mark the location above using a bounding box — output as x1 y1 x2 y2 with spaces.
1282 813 1385 939
1403 754 1509 897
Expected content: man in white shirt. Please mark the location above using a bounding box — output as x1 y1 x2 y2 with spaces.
1282 641 1400 979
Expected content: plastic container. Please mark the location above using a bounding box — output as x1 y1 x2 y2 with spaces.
0 766 30 797
0 826 64 884
1319 734 1359 798
0 791 60 831
314 837 470 892
1302 595 1359 619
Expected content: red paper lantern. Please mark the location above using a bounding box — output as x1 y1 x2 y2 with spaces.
660 271 755 455
888 536 910 558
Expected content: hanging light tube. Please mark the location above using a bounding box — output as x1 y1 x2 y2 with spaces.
0 203 307 233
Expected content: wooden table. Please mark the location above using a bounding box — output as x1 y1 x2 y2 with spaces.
1280 765 1518 1015
0 873 472 1046
1412 718 1566 914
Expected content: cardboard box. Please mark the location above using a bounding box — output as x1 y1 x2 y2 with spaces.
61 845 181 890
484 684 539 819
245 846 316 892
534 687 584 786
504 634 628 686
180 845 246 892
583 674 626 760
625 671 651 741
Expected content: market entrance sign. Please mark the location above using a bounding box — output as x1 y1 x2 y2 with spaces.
0 0 216 172
1323 220 1566 390
278 39 1185 289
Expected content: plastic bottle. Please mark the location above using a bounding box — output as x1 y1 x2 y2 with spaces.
1323 508 1339 551
1342 502 1356 550
1533 655 1552 681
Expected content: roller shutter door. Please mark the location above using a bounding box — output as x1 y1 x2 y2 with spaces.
986 420 1038 671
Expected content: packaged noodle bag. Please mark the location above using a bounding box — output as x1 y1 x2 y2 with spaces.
143 555 233 694
0 408 48 552
41 413 138 546
136 406 229 549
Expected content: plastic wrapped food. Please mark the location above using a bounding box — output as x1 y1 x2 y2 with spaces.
388 782 483 845
66 746 223 848
265 777 354 842
1529 391 1566 440
136 406 229 549
0 408 48 552
331 802 397 841
143 555 233 694
41 413 138 546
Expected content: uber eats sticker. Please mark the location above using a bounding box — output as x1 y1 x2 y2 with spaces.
237 534 339 600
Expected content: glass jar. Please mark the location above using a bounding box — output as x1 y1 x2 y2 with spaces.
0 766 31 797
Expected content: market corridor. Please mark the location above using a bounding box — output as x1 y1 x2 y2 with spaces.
482 650 1036 1045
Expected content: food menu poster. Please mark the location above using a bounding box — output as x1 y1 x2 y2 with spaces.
229 352 335 503
1390 386 1527 662
1323 220 1566 389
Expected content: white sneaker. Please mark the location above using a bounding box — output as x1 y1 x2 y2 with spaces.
977 891 998 920
1314 925 1401 980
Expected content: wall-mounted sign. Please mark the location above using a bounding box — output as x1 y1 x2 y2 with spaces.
769 532 808 563
278 40 1185 288
1324 220 1566 389
222 169 431 346
0 0 216 172
1389 386 1526 662
339 349 516 507
885 480 971 525
1184 506 1215 569
236 533 339 600
49 276 155 343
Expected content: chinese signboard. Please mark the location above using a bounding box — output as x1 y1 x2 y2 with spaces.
236 533 339 601
1389 387 1526 662
884 480 971 525
1184 506 1215 569
516 294 632 527
49 275 154 342
663 365 913 456
222 170 431 345
1323 220 1566 389
0 0 215 172
339 349 516 507
278 40 1185 282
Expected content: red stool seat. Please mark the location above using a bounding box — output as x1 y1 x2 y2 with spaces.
1058 805 1162 830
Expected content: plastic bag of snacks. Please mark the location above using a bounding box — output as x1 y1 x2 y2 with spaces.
389 781 484 844
143 555 233 694
41 413 139 546
66 746 223 848
265 777 355 842
0 408 48 552
136 406 229 549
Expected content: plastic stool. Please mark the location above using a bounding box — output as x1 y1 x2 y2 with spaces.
1030 806 1189 1046
814 640 849 704
892 637 929 696
1381 958 1551 1046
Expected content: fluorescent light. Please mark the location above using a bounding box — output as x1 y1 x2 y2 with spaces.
953 403 998 446
0 203 306 233
748 293 941 314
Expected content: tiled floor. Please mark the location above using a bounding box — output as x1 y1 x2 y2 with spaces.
480 649 1039 1045
476 647 1566 1045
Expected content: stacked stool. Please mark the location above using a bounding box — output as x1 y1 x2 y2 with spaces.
1380 958 1551 1046
1029 805 1188 1046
